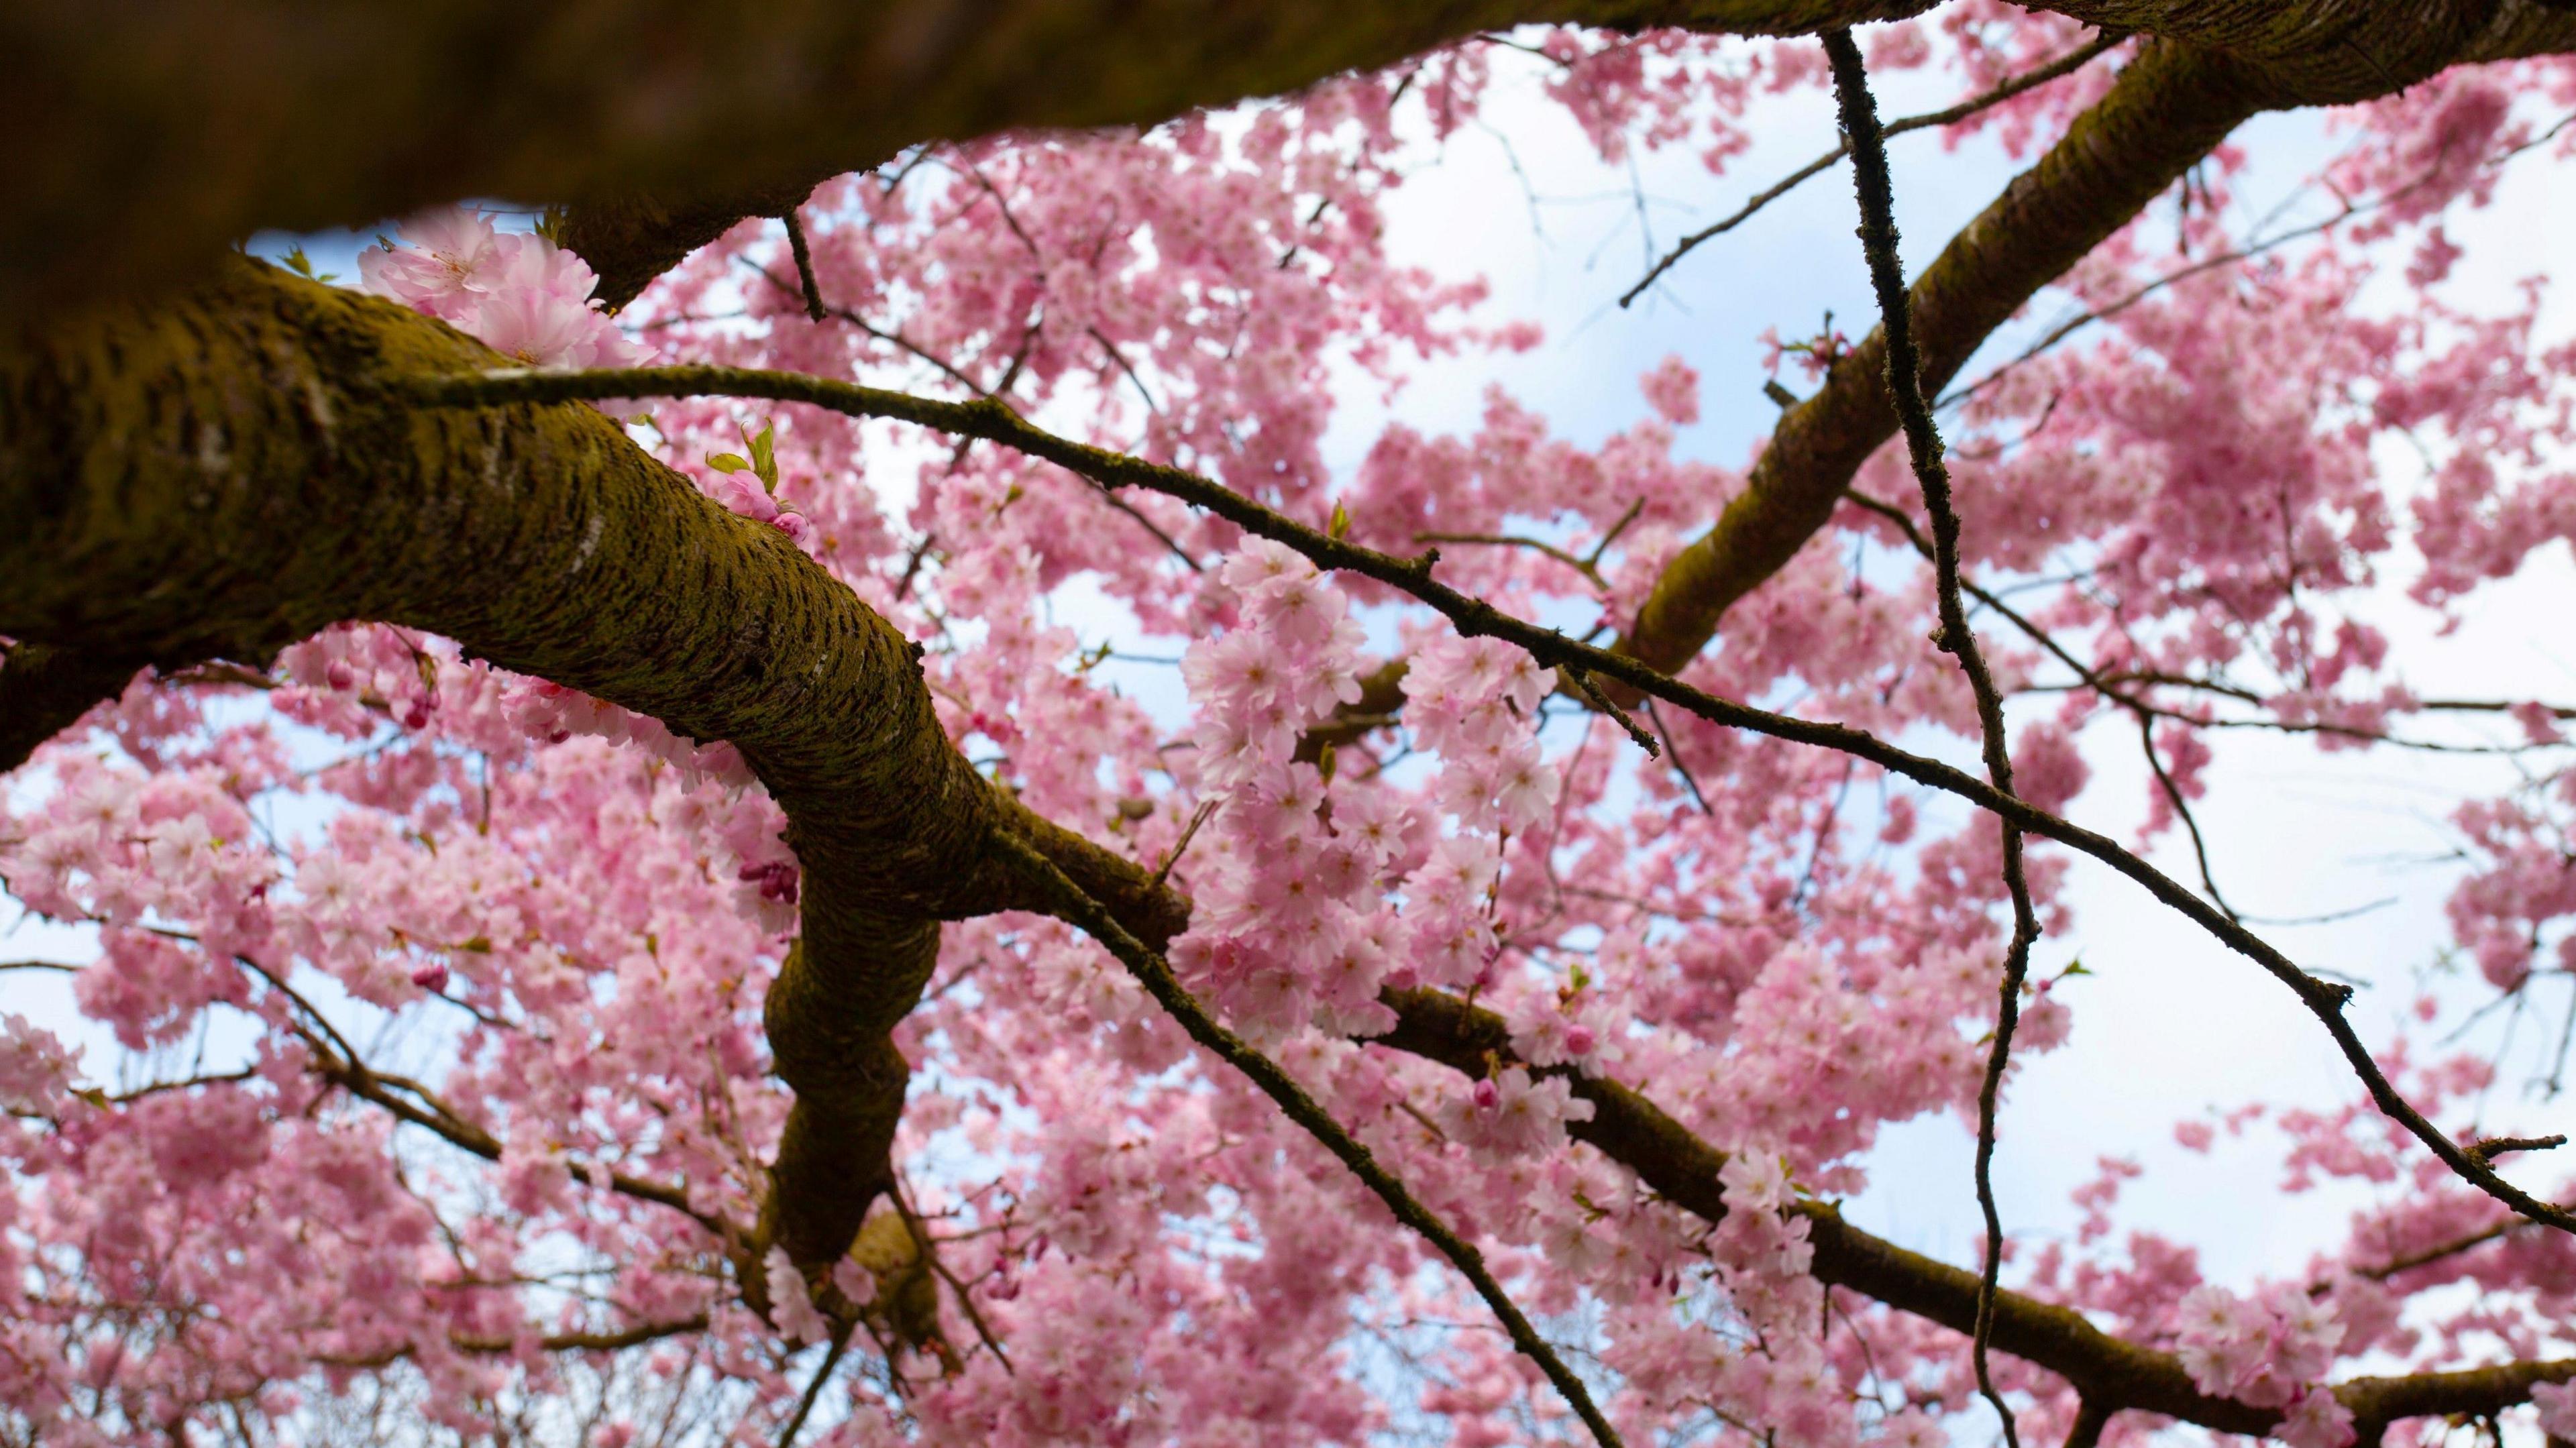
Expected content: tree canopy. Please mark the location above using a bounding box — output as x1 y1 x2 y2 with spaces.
6 3 2576 1445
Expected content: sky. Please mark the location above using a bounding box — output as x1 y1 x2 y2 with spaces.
9 22 2576 1388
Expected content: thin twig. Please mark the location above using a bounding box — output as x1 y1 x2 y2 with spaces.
744 259 1200 572
2352 1203 2575 1283
1567 668 1660 757
2467 1133 2568 1166
106 1066 261 1105
1938 107 2576 414
1640 697 1714 815
1416 531 1606 588
775 1322 853 1448
1827 31 2037 1448
890 1180 1013 1374
1621 31 2124 307
407 363 2576 1238
1151 799 1220 891
1087 326 1163 415
321 1315 711 1370
2134 710 2240 920
237 950 733 1237
780 211 828 324
1845 486 2530 771
992 831 1625 1448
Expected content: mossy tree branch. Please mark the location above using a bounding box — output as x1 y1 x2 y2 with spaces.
0 258 1175 1291
13 0 2575 324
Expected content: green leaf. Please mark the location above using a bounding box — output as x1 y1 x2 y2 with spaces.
706 453 751 474
1328 500 1352 541
745 420 779 492
281 245 317 279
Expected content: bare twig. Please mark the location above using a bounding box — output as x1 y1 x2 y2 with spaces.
2353 1202 2576 1283
2468 1133 2568 1166
1566 667 1660 757
1415 531 1607 588
1640 697 1714 814
237 950 733 1239
1827 31 2038 1448
1151 799 1220 891
323 1314 711 1370
1939 108 2576 414
780 211 828 323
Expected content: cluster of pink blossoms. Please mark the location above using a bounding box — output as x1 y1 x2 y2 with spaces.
2174 1285 2354 1447
358 209 650 371
1171 539 1604 1157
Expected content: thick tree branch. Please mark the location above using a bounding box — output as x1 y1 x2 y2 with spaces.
2036 0 2575 93
2 0 1943 323
15 1 2575 323
0 260 1178 1291
0 642 152 769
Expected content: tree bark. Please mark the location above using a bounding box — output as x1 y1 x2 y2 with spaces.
4 0 1933 323
12 1 2572 322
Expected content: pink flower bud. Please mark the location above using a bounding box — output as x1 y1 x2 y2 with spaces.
411 964 450 993
324 661 355 691
1565 1024 1596 1056
1472 1078 1499 1111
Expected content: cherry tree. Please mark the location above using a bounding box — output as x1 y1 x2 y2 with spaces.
8 3 2576 1445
